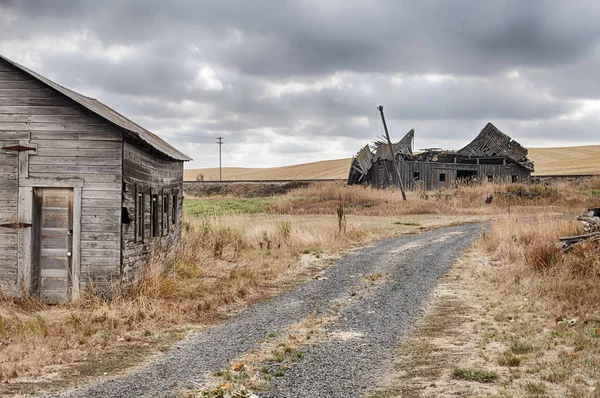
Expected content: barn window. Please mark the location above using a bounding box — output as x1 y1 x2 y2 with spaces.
151 194 159 238
162 193 169 235
135 191 144 241
511 175 518 183
439 173 446 182
413 172 420 181
172 193 177 225
487 175 493 182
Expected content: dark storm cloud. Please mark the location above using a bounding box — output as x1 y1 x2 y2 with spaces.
1 0 599 168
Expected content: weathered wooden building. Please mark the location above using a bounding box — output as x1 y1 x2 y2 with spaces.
348 123 533 190
0 54 191 303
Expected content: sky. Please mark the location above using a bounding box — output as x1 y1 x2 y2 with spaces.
1 0 600 169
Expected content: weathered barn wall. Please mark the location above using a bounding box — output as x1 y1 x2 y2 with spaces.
0 58 123 295
0 134 18 294
121 141 183 287
370 159 531 190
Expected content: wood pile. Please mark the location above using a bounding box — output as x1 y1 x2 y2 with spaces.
559 208 600 250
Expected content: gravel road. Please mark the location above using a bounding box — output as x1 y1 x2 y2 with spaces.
48 223 483 398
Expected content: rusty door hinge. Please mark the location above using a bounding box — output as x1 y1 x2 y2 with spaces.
1 144 36 152
0 222 32 229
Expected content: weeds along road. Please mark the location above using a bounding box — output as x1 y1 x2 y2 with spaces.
47 223 483 398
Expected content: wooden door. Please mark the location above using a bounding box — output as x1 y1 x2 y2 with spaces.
34 188 73 303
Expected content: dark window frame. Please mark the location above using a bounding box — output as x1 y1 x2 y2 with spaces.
172 192 177 226
487 175 493 182
439 172 446 182
511 175 518 183
162 191 169 235
135 187 144 242
413 171 420 181
151 194 159 238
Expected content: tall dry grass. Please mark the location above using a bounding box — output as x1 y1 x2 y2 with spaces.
0 213 374 386
479 214 600 314
268 181 594 216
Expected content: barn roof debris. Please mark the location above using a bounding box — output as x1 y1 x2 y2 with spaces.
349 122 533 183
457 123 533 171
0 54 191 161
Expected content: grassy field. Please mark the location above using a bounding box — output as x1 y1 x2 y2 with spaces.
184 197 272 216
1 180 600 396
184 145 600 181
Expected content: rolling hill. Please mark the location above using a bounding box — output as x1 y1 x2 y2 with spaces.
184 145 600 181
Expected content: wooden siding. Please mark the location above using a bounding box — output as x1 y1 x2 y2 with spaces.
122 141 183 287
0 59 123 296
0 138 18 294
370 160 531 190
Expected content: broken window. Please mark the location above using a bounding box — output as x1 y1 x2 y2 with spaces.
487 175 493 182
151 194 159 238
512 175 518 183
439 173 446 182
413 172 420 181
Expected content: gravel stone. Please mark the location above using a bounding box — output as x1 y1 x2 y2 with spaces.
47 223 482 398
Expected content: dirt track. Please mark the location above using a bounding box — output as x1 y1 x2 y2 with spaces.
47 223 483 398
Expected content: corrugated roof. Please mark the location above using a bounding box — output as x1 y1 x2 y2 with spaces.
0 54 192 161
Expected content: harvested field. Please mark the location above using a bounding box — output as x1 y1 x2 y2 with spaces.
184 146 600 181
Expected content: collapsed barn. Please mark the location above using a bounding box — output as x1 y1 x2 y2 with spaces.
348 123 534 190
0 54 191 303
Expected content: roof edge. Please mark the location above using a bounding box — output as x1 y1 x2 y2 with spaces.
0 54 192 162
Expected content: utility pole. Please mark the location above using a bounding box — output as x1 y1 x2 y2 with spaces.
217 136 223 181
377 105 407 201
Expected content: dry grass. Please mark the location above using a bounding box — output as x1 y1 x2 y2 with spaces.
373 210 600 398
267 181 593 216
0 209 463 395
2 180 598 396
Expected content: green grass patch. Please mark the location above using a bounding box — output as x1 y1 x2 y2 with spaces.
582 189 600 196
453 368 498 383
184 198 272 217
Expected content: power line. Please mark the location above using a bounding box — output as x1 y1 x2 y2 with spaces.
223 145 234 160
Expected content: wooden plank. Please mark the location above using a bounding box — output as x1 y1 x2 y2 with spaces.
81 215 120 225
81 231 120 241
0 80 50 90
0 105 88 115
0 88 62 98
18 177 84 188
0 122 121 132
81 208 121 217
81 198 121 208
29 157 122 166
82 190 121 200
81 240 119 250
35 148 122 158
31 130 122 141
34 140 122 149
81 223 120 233
29 164 121 174
0 131 30 140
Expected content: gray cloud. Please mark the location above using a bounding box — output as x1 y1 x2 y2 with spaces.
0 0 599 168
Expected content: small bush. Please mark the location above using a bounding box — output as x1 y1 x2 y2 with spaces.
453 367 498 383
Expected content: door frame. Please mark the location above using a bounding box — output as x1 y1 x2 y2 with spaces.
17 178 83 300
